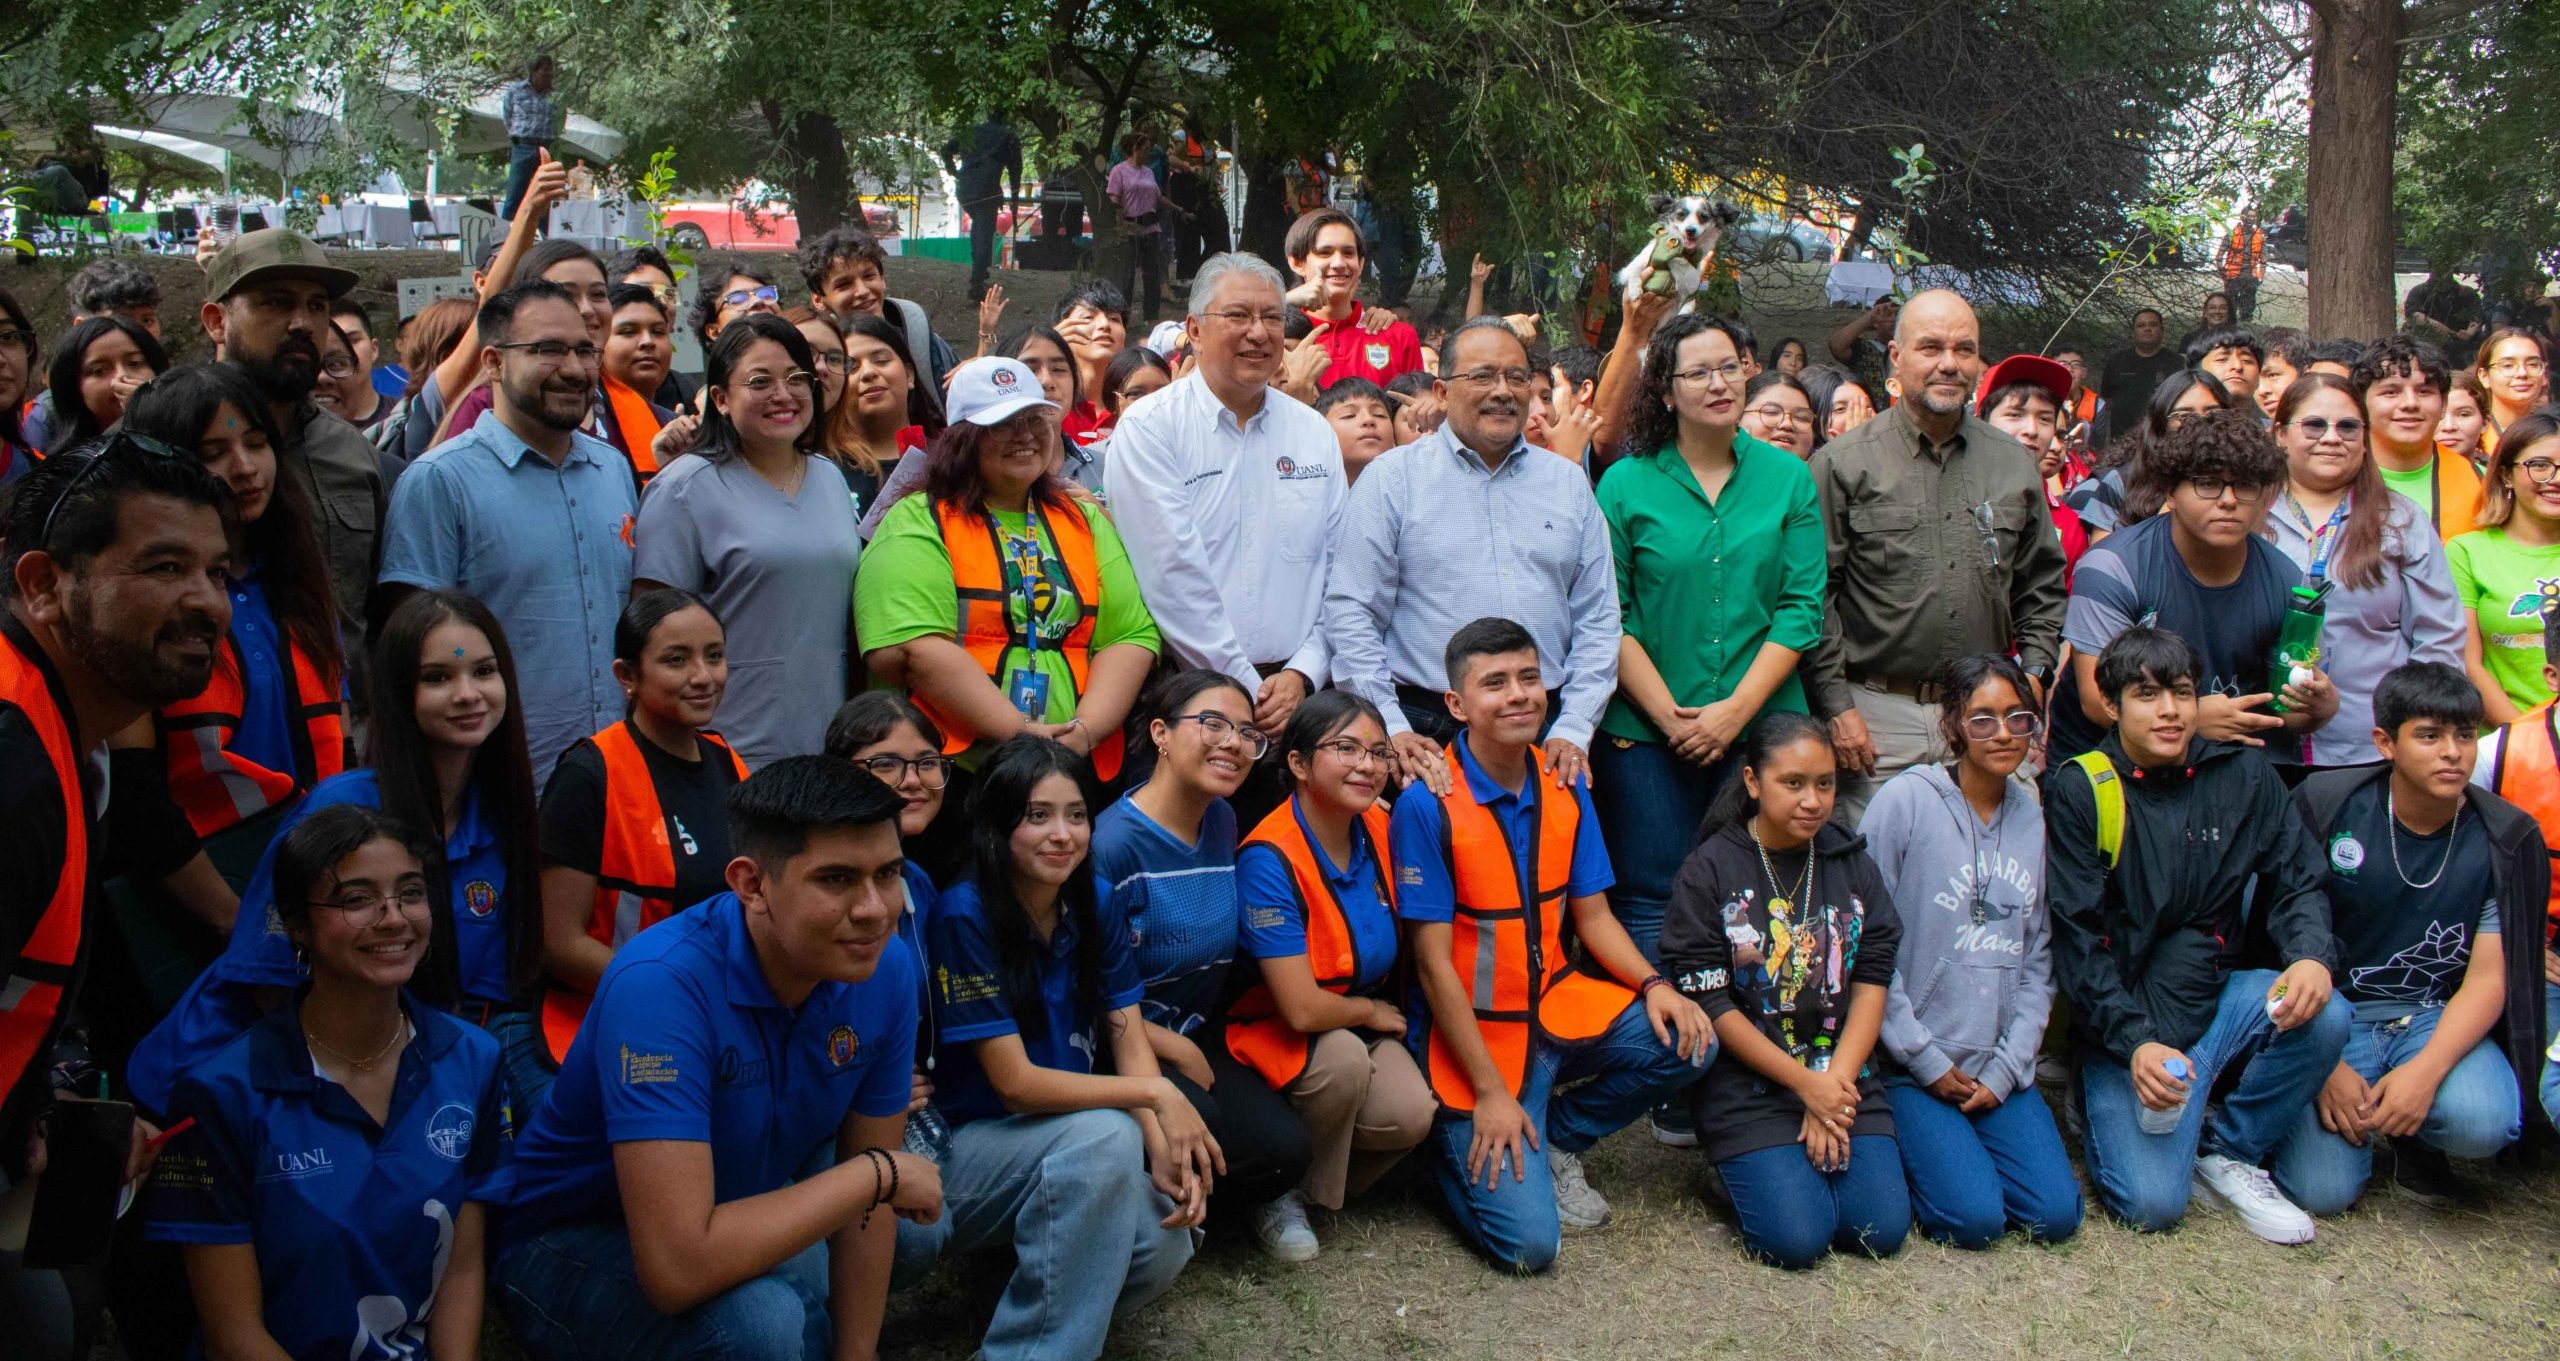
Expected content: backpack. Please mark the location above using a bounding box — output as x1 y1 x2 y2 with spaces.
2067 750 2126 868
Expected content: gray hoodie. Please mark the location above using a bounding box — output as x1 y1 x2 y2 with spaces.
1859 763 2053 1100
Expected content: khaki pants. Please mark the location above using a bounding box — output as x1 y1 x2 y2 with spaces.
1833 684 1953 826
1282 1031 1437 1209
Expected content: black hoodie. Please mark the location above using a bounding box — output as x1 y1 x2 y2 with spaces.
2045 734 2336 1063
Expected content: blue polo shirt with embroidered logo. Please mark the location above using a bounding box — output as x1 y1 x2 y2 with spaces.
927 875 1143 1127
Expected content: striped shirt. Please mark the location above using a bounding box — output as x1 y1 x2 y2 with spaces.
1093 793 1239 1037
1321 424 1621 748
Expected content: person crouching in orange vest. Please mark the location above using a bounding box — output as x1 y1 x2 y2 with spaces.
1387 617 1714 1273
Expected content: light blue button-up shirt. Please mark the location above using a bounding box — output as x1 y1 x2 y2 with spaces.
378 416 636 784
1321 424 1620 749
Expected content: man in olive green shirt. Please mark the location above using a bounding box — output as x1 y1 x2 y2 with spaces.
1804 289 2068 819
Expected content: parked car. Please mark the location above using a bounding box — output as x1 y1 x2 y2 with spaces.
1727 213 1835 264
662 197 901 253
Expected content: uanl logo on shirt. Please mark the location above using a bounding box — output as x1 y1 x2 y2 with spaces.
1274 455 1331 481
464 881 497 918
828 1025 859 1068
715 1046 769 1086
259 1146 335 1183
425 1102 476 1162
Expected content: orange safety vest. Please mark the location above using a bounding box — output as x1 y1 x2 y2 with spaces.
602 376 664 482
2484 702 2560 944
1421 744 1633 1111
539 720 748 1062
2220 227 2264 280
920 496 1125 779
2408 453 2485 543
0 628 86 1104
157 633 345 838
1224 799 1398 1088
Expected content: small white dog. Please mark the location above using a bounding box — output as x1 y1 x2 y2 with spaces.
1616 193 1742 307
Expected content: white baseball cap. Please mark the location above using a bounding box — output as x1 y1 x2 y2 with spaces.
946 357 1060 428
1145 321 1188 358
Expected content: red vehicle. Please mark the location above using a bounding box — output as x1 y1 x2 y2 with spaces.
661 198 900 253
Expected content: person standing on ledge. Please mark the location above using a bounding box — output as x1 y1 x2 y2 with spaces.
500 54 560 224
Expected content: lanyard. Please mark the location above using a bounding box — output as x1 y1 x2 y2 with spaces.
2284 490 2351 581
989 501 1057 661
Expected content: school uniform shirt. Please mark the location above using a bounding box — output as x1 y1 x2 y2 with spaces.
1093 792 1239 1037
897 862 939 1066
927 876 1144 1127
503 893 917 1239
538 722 745 916
125 769 520 1118
2316 778 2499 1017
2048 511 2303 765
1237 804 1399 998
1302 303 1425 389
2447 526 2560 716
221 565 301 783
148 1004 511 1361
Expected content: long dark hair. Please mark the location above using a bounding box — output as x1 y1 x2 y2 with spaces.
967 735 1112 1042
0 288 35 450
121 364 344 685
2106 366 2234 524
1629 313 1751 457
1003 324 1084 409
845 312 945 435
822 690 944 760
1695 710 1835 843
1797 363 1871 451
367 589 544 1003
697 313 826 462
45 316 167 450
923 418 1077 519
2273 372 2390 591
1141 668 1254 787
1101 346 1172 413
1934 653 2037 759
1277 689 1388 795
269 803 427 942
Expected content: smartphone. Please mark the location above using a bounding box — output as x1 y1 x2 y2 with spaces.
24 1098 134 1268
211 202 239 244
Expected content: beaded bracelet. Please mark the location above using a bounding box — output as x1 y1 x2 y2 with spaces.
858 1147 898 1230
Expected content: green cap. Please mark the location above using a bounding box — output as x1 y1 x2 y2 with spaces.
203 228 359 303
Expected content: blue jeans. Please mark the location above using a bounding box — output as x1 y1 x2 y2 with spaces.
487 1006 556 1123
1590 736 1728 964
500 141 546 222
1716 1136 1911 1269
897 1110 1193 1360
1424 998 1709 1273
2269 1003 2522 1215
2078 969 2351 1232
496 1224 830 1361
1885 1076 2082 1247
2543 982 2560 1130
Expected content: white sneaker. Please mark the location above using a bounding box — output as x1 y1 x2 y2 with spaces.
2193 1152 2315 1245
1551 1149 1613 1228
1251 1190 1320 1263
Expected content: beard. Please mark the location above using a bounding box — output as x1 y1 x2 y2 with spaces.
65 583 221 707
235 331 321 403
504 371 592 432
1915 378 1968 417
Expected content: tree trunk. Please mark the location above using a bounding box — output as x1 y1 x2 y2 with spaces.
765 102 853 238
1236 152 1290 264
2304 0 2402 339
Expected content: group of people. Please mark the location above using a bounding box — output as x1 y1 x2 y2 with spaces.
1 187 2557 1361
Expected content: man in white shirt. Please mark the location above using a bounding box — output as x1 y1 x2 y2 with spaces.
1104 253 1345 820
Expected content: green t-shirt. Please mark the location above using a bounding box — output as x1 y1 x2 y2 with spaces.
853 493 1160 747
2445 525 2560 713
2377 459 2435 505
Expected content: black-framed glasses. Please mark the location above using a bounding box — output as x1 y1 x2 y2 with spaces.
1171 712 1270 759
492 339 602 366
2185 477 2268 504
851 754 951 790
2287 417 2364 443
307 882 431 923
1961 710 2043 740
2517 456 2560 487
1316 737 1397 768
319 356 358 379
721 285 781 309
37 430 189 548
1744 403 1811 427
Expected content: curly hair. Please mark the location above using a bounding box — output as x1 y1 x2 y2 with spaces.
1629 313 1753 457
2131 406 2286 509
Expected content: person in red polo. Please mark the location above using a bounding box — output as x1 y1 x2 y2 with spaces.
1281 208 1423 397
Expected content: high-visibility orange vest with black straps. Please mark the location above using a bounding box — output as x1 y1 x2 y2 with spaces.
1422 743 1633 1111
539 720 749 1063
602 376 663 482
2410 453 2485 544
2485 702 2560 944
1225 798 1397 1088
921 496 1125 779
157 632 345 838
0 628 86 1105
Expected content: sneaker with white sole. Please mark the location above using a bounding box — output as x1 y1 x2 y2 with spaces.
1551 1149 1612 1228
2193 1151 2315 1244
1650 1101 1700 1149
1251 1190 1320 1263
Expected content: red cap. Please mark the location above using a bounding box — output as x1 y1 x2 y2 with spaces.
1975 354 2073 413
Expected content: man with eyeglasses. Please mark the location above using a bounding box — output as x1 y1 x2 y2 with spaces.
1104 253 1350 825
2048 409 2338 769
1325 316 1620 796
376 282 638 785
1803 289 2067 822
2355 335 2480 545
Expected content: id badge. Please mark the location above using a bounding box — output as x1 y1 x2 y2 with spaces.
1006 668 1052 720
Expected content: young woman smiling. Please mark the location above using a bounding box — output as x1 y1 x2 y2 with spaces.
2451 410 2560 723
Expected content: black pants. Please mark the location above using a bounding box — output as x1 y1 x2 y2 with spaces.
1163 1027 1313 1211
964 195 1001 294
1120 230 1164 322
2228 274 2260 323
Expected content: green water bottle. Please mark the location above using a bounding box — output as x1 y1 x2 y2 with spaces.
2267 581 2331 714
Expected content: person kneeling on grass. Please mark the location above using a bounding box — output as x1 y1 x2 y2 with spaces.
493 757 940 1361
1390 617 1715 1274
2269 662 2545 1210
2046 626 2348 1245
1659 712 1912 1269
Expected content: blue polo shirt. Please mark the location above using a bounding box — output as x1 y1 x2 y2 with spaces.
1237 797 1399 997
125 770 518 1117
899 861 938 1065
1386 733 1613 927
928 877 1143 1127
1092 791 1239 1037
223 565 297 783
378 416 636 786
148 1004 511 1361
503 893 917 1239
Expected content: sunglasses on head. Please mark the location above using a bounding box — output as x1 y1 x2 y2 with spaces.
38 430 190 547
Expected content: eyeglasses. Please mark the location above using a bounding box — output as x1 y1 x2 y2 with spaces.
735 371 816 395
2516 456 2560 486
1202 308 1288 331
851 754 951 790
0 326 34 353
38 430 188 548
1171 711 1270 759
1673 362 1747 388
808 351 853 375
1744 404 1811 427
2287 417 2364 443
2488 358 2548 376
1316 737 1397 768
2165 410 2209 431
1961 710 2043 740
307 882 431 923
2184 477 2268 504
319 356 358 379
1452 366 1537 390
493 339 603 367
721 286 781 309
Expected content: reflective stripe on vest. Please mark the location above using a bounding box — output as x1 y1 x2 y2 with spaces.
0 632 85 1101
540 721 748 1064
1224 798 1396 1088
159 632 345 838
917 496 1125 779
1423 743 1631 1111
2487 703 2560 942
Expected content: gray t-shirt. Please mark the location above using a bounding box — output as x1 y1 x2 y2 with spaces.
634 452 860 767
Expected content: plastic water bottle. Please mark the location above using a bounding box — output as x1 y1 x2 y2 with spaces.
2138 1057 2192 1135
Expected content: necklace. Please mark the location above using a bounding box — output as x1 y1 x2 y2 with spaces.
1750 824 1816 919
306 1012 409 1073
2384 788 2460 890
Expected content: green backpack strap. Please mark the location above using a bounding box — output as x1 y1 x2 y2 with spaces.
2067 750 2125 869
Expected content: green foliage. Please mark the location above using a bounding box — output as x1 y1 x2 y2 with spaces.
2397 1 2557 279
